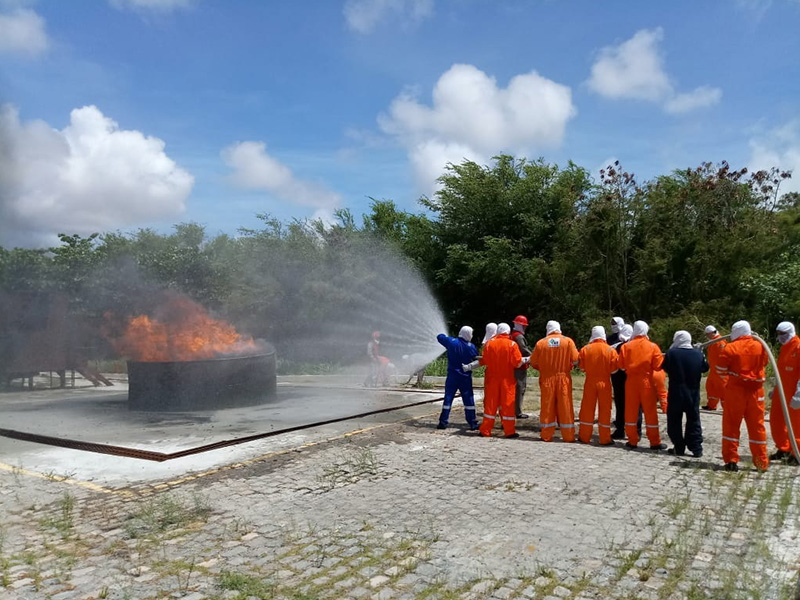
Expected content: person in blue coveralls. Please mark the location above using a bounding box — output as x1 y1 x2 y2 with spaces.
436 326 479 430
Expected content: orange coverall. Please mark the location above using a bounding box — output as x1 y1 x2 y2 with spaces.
531 333 579 442
705 335 728 409
652 369 668 413
717 336 769 470
478 333 522 437
618 337 664 447
769 335 800 454
577 339 619 444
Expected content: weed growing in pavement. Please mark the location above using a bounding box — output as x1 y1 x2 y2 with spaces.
39 492 76 539
317 446 381 491
218 571 276 599
124 493 212 539
661 489 691 518
777 482 793 526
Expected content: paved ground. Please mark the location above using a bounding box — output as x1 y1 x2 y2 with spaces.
1 376 800 600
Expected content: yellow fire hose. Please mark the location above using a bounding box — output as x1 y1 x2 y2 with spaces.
701 333 800 463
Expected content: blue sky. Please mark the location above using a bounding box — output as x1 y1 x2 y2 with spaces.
1 0 799 247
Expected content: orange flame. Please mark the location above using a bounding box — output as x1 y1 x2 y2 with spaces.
110 296 258 362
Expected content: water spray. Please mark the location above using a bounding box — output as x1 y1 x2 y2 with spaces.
701 334 800 463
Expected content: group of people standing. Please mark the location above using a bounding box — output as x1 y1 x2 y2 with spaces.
436 317 800 472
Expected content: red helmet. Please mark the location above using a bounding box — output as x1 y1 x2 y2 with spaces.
513 315 528 326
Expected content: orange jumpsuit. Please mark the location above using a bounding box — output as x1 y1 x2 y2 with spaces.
531 333 579 442
705 336 728 409
718 336 769 470
618 337 664 447
577 340 619 444
652 369 668 413
478 333 522 437
769 335 800 454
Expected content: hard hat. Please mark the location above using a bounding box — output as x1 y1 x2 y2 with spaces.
513 315 528 327
704 325 718 335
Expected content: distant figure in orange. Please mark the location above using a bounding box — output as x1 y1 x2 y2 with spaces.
473 323 524 438
531 320 579 442
365 331 390 387
702 325 727 410
769 321 800 464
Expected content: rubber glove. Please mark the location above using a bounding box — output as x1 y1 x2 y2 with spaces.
791 382 800 410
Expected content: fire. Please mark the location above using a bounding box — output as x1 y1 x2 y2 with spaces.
110 296 258 362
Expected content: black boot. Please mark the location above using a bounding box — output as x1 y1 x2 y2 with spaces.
723 462 739 472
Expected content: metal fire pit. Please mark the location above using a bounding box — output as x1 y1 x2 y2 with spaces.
127 349 277 411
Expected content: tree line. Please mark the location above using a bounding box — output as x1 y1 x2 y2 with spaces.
1 156 798 354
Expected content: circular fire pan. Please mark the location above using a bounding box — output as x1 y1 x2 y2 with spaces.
127 350 277 412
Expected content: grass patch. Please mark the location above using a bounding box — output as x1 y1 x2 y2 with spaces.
124 493 212 539
39 492 76 539
317 446 380 491
218 571 276 599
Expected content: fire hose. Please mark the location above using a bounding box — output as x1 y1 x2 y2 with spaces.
701 333 800 463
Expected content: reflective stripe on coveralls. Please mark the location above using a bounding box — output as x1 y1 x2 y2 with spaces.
478 333 522 437
531 332 579 442
618 336 664 447
705 335 728 409
718 335 769 470
769 335 800 453
436 333 479 427
577 338 619 444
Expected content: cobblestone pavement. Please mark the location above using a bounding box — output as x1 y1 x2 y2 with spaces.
2 382 800 600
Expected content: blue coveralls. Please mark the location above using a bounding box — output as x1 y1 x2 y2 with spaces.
437 334 479 428
663 347 709 455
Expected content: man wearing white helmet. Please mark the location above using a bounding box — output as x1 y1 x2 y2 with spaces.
530 320 579 442
609 318 630 439
617 320 666 450
717 320 769 471
435 326 480 430
702 325 727 411
769 321 800 464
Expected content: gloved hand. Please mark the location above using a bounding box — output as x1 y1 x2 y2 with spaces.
521 356 530 365
693 343 702 350
791 383 800 410
462 360 479 372
660 399 668 414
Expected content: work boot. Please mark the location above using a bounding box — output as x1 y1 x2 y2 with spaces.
505 433 520 439
599 440 615 447
469 424 480 431
770 449 791 461
690 449 703 458
723 462 739 472
436 423 446 430
624 442 637 450
701 405 717 411
667 447 685 456
787 454 800 466
611 430 626 440
517 413 529 419
650 443 667 451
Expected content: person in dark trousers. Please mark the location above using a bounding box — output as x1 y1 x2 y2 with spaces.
610 319 635 438
511 315 531 418
663 330 709 457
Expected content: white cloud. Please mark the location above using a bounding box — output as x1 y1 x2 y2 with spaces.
0 7 48 56
587 28 672 101
664 86 723 114
379 63 576 195
222 141 341 211
110 0 193 12
0 104 194 248
344 0 433 34
749 120 800 195
587 28 722 115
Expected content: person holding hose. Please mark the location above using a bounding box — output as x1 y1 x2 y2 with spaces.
531 321 579 442
663 330 708 457
577 325 618 445
435 326 479 430
717 320 769 472
617 321 666 450
511 315 531 419
702 325 727 411
769 321 800 464
471 323 524 438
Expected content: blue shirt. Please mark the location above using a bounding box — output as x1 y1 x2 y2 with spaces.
437 334 478 378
